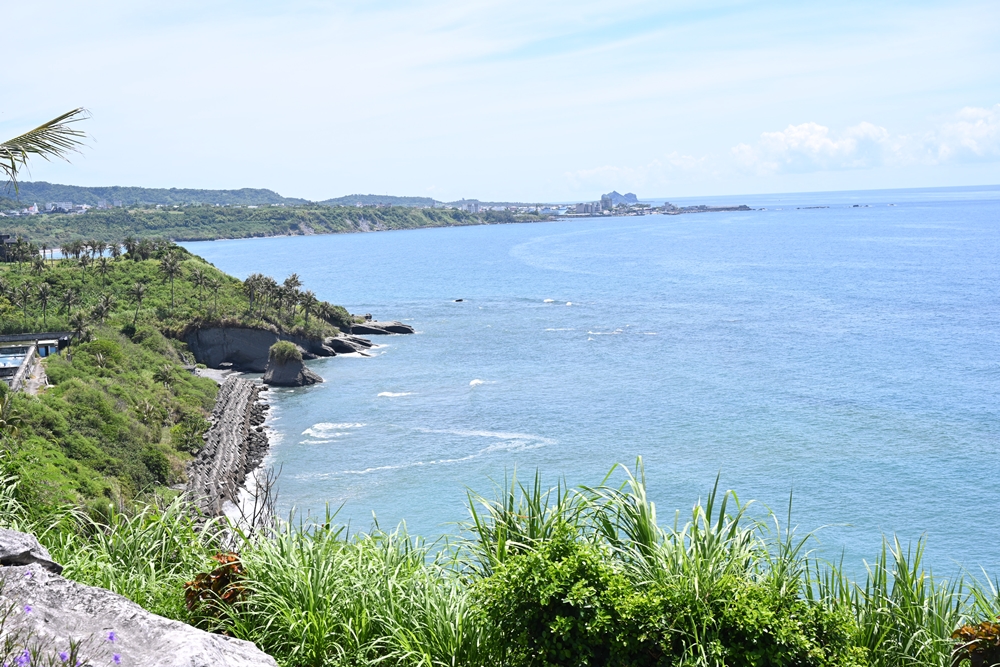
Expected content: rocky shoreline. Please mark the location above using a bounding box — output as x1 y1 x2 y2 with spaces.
186 375 270 518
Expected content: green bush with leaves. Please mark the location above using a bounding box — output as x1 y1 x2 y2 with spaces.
268 340 302 364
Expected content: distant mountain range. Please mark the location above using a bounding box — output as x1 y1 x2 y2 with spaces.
3 182 448 208
320 194 438 207
4 182 310 207
3 181 632 209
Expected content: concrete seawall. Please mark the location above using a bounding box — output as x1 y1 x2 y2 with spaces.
186 375 269 517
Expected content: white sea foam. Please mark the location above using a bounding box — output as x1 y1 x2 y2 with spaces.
587 329 624 335
566 302 573 306
544 328 574 331
543 299 555 303
303 427 556 478
301 422 366 437
377 392 413 397
469 379 485 387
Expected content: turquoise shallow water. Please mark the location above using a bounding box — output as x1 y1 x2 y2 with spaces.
183 186 1000 577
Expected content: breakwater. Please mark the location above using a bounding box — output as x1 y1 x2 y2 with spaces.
186 375 269 517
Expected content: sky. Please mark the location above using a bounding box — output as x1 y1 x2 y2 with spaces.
4 0 1000 202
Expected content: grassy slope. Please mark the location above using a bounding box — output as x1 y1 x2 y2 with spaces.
0 244 345 509
1 205 542 245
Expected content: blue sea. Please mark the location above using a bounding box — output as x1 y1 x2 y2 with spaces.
183 185 1000 578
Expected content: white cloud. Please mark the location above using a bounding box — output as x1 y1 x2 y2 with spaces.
733 105 1000 175
937 104 1000 161
732 121 891 175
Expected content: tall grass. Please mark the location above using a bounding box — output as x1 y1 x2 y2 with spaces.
0 457 996 666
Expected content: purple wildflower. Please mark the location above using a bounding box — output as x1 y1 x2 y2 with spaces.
112 654 121 665
106 631 117 643
23 571 32 578
23 605 31 614
14 650 29 667
58 652 69 663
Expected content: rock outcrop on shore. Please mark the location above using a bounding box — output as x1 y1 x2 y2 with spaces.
0 534 276 667
185 324 410 370
350 321 415 335
186 376 269 517
184 327 333 371
263 351 323 387
325 334 374 354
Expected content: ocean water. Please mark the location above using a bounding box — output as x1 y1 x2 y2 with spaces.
183 185 1000 577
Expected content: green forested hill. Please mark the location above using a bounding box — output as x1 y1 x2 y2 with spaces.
4 181 309 207
1 204 536 245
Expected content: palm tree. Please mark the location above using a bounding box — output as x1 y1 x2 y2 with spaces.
96 257 111 286
1 108 89 192
92 293 115 323
129 282 146 327
189 267 206 298
94 240 107 258
69 311 88 340
299 290 318 324
243 273 264 315
60 288 79 314
109 243 121 261
122 236 137 258
30 256 45 275
207 277 221 313
36 282 51 327
15 282 32 322
159 253 181 310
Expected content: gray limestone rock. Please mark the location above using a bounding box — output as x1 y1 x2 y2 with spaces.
0 527 62 574
0 562 276 667
262 355 323 387
350 321 415 335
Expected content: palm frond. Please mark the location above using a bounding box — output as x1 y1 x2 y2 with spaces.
1 107 90 193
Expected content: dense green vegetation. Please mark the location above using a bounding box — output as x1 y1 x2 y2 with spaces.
319 194 438 207
0 238 350 336
0 462 997 666
0 204 543 245
3 181 309 206
0 240 351 507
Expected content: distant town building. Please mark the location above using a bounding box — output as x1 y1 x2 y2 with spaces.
574 202 601 215
461 202 481 213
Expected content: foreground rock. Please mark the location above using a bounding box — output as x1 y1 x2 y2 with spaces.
2 564 277 667
350 320 415 335
0 528 62 574
186 376 269 517
262 343 323 387
0 531 276 667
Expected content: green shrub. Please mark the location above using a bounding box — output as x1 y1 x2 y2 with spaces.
269 340 301 364
478 530 867 667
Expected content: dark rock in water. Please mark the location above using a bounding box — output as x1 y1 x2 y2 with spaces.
454 299 464 302
1 557 276 666
325 335 374 354
263 349 323 387
0 527 62 574
351 321 415 335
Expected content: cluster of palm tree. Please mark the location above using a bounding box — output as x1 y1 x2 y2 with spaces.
242 272 327 326
0 236 225 337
